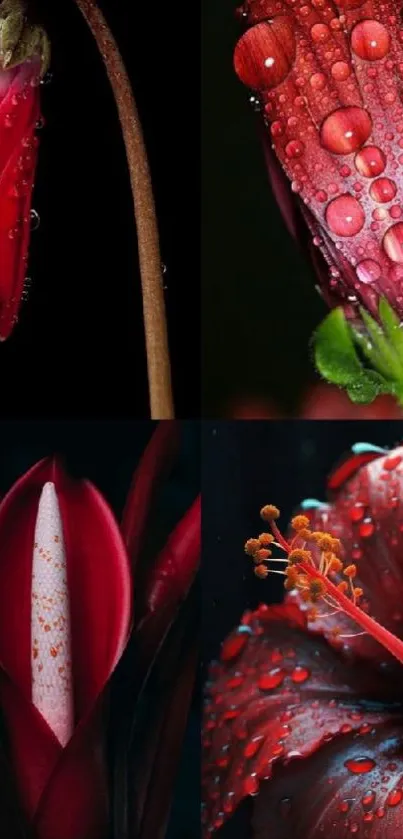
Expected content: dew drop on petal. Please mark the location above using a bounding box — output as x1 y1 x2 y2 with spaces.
356 259 381 284
331 61 351 81
325 194 365 237
285 140 305 158
351 20 390 62
355 145 386 177
369 178 397 203
233 19 296 90
345 757 376 774
311 23 331 43
290 665 310 683
387 789 403 807
320 107 372 155
258 667 285 690
383 222 403 263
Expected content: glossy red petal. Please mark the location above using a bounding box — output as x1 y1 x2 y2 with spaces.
134 496 201 688
252 723 403 839
0 457 131 836
133 586 198 839
235 1 403 319
202 603 396 835
121 421 181 575
289 445 403 667
302 385 403 420
0 62 41 340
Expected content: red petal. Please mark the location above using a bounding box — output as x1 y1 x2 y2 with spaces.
0 63 41 340
252 723 403 839
290 445 403 666
0 457 131 834
202 604 395 834
132 586 198 839
121 421 181 575
235 2 403 318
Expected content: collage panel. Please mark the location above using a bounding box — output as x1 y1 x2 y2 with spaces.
202 419 403 838
0 0 198 419
0 419 200 838
203 0 403 420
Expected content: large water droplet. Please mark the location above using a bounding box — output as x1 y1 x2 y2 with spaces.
345 757 376 774
356 259 381 284
351 20 390 62
331 61 351 81
325 194 365 236
234 18 295 90
321 107 372 155
369 178 397 203
383 222 403 263
290 665 310 683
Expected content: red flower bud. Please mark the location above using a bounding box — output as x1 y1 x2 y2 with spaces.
0 456 131 838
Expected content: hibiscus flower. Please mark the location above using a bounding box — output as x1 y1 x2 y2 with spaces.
202 443 403 838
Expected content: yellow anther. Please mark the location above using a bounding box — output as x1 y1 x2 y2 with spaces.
260 504 280 521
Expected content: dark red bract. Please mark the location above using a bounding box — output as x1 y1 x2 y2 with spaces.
202 445 403 838
234 0 403 321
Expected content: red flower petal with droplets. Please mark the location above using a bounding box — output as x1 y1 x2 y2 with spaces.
289 445 403 667
0 61 41 340
202 603 402 834
0 457 131 839
252 723 403 838
234 0 403 319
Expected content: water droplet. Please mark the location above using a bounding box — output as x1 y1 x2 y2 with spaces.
387 788 403 807
321 107 372 155
311 23 331 43
244 735 264 758
369 178 397 203
345 757 376 774
310 73 326 90
355 146 386 177
325 194 365 236
349 502 366 521
359 519 375 538
259 667 285 690
362 790 375 808
234 19 295 90
351 20 390 61
285 139 305 158
30 209 40 231
331 61 351 81
356 259 381 284
383 222 403 263
290 665 310 683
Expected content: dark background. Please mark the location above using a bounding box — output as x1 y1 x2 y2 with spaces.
202 1 326 417
201 419 403 837
0 420 200 838
1 0 199 418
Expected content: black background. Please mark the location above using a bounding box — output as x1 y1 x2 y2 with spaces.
1 0 199 418
0 419 200 838
202 0 326 417
201 419 403 837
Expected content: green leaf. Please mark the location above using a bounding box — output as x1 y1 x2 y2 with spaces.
346 370 397 404
379 297 403 362
314 308 363 387
354 307 403 381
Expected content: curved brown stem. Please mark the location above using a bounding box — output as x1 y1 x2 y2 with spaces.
74 0 174 419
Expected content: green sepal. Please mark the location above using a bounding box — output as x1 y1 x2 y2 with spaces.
313 305 402 405
0 0 50 76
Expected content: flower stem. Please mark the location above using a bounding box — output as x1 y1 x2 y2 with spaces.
74 0 174 419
